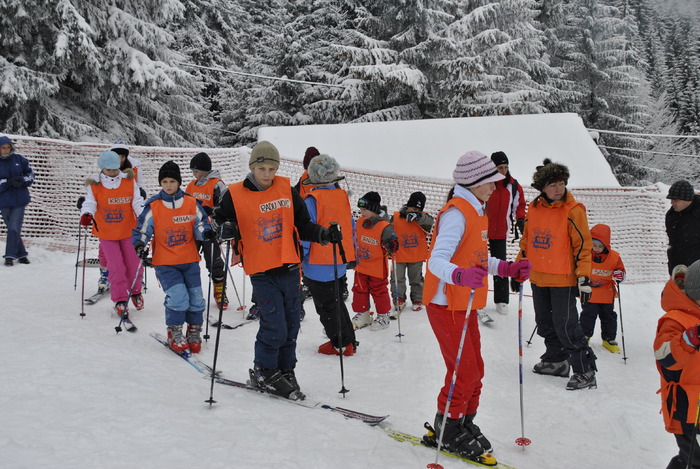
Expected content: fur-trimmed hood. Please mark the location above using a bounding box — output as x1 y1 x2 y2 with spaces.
85 168 135 186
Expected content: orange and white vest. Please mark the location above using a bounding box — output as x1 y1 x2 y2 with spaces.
91 179 137 241
589 251 622 304
393 211 429 263
356 219 390 278
526 200 582 275
229 176 300 275
307 188 356 265
297 171 313 199
150 195 201 266
424 198 489 311
186 178 221 208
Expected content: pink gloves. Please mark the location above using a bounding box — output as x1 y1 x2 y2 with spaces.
452 265 488 288
497 260 532 281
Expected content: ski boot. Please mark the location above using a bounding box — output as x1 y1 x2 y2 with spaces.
98 268 110 293
370 313 390 331
186 323 203 354
167 325 189 354
478 309 493 324
317 340 357 356
566 370 597 390
282 368 305 399
533 360 570 377
423 414 497 466
131 293 144 310
114 301 128 317
411 302 423 311
246 304 260 320
495 303 508 315
352 311 372 330
213 281 228 310
602 340 621 354
463 413 493 453
249 365 304 400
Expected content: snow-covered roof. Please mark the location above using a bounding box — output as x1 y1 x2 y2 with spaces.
258 112 620 188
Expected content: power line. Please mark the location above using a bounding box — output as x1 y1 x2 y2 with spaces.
175 61 346 89
589 128 700 140
599 144 700 159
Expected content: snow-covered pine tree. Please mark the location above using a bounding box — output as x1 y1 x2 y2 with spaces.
422 0 554 118
0 0 211 145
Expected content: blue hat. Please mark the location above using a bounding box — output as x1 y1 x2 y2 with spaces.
98 150 121 170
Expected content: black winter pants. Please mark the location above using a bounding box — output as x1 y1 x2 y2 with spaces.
197 239 226 282
531 284 594 374
580 302 617 341
668 427 700 469
488 238 509 304
305 275 356 348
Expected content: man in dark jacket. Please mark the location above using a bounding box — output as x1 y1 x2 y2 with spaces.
666 180 700 275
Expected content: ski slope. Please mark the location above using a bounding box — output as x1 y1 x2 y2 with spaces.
2 244 674 469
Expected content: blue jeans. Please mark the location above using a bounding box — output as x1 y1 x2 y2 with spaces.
0 205 28 260
154 262 205 326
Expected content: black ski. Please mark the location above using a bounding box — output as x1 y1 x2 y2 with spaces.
212 374 388 425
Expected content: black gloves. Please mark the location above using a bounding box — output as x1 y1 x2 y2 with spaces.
516 218 525 234
135 243 149 260
202 205 214 217
203 230 217 241
217 221 236 241
406 212 418 223
511 277 522 293
319 223 343 245
10 175 24 187
384 237 399 254
76 196 85 210
578 276 592 305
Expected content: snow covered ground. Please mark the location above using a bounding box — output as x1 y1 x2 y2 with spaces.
2 243 676 469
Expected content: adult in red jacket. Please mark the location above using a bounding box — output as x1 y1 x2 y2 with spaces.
485 151 525 317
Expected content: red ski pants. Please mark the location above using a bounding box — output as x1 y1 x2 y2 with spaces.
427 303 483 419
351 271 392 315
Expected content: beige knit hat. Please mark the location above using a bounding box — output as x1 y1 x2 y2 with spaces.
249 141 280 169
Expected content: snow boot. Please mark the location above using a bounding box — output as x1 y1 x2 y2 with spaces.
463 413 493 453
186 323 203 354
352 311 372 330
167 325 189 354
213 281 228 310
130 293 144 311
4 258 13 266
317 340 356 356
246 304 260 320
602 340 621 354
478 309 493 324
495 303 508 315
249 366 303 400
114 301 128 318
98 267 110 293
370 313 390 331
18 257 30 264
533 360 570 377
566 370 597 390
425 413 495 465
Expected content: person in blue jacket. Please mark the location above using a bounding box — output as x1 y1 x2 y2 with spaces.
0 136 34 266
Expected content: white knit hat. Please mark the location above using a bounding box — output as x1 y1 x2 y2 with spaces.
453 150 505 188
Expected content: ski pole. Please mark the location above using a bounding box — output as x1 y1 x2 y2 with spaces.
74 223 82 290
428 289 475 469
331 229 349 397
115 258 144 333
526 325 537 347
204 241 215 341
206 238 231 407
515 282 531 448
391 257 404 341
614 281 628 362
687 392 700 469
79 227 89 317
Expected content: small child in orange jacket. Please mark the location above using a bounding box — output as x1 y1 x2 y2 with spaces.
579 223 626 353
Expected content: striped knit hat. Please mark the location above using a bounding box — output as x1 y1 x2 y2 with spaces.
453 150 505 188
